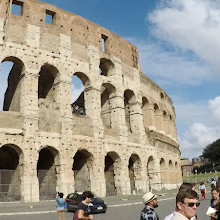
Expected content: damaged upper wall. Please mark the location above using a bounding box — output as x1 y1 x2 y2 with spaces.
0 0 139 68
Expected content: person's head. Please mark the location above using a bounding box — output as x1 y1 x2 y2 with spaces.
176 189 199 219
81 191 94 204
216 180 220 192
179 183 195 191
200 181 204 185
58 192 64 198
211 188 219 200
142 192 158 208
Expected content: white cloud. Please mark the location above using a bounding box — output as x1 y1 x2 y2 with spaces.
71 83 84 103
179 122 220 159
209 96 220 120
148 0 220 75
135 41 211 86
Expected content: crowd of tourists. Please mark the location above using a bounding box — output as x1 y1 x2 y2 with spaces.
55 178 220 220
140 179 220 220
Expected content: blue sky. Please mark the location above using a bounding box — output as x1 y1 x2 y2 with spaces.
1 0 220 159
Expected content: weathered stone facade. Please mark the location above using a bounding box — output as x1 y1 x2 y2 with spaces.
0 0 182 202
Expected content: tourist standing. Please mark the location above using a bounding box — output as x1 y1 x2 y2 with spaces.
199 181 206 200
140 192 159 220
170 189 200 220
55 192 66 220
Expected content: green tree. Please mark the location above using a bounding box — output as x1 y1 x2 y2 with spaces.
202 139 220 164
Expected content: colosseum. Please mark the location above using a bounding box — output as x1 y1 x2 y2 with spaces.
0 0 182 202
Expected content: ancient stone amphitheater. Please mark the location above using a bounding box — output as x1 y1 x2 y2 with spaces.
0 0 182 202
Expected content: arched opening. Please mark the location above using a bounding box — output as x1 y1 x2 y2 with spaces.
163 110 169 134
160 158 165 169
142 97 151 129
105 152 120 196
99 58 114 76
169 160 173 169
147 156 154 191
38 64 60 132
128 154 141 194
73 149 93 192
37 147 58 200
175 162 178 170
101 83 116 128
0 57 24 112
160 92 165 99
124 89 136 132
154 103 162 131
160 158 166 187
0 144 21 201
71 72 90 116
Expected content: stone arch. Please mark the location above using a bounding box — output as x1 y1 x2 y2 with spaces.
142 97 152 129
101 83 116 128
163 110 169 134
175 161 178 170
160 158 166 169
73 149 94 192
124 89 136 132
154 103 163 131
0 144 22 201
38 64 61 132
160 92 165 99
169 160 173 169
128 153 141 194
0 56 24 112
104 151 121 196
37 146 58 200
71 72 91 116
147 156 155 191
99 58 115 77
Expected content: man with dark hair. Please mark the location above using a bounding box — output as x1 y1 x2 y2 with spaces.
73 191 94 220
165 183 196 220
170 189 200 220
140 192 159 220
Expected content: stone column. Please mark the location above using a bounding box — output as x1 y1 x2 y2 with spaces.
90 152 106 197
20 146 39 202
144 105 156 131
108 93 128 139
154 109 164 133
84 86 104 136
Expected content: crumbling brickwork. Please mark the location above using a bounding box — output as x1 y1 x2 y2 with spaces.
0 0 182 202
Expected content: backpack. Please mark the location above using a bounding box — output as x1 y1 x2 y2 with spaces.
73 210 79 220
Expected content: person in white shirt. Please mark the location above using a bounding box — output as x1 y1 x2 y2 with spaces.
170 189 200 220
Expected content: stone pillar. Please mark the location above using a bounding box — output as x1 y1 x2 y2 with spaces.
129 101 146 143
163 114 169 135
84 86 104 136
55 145 75 196
144 105 156 131
154 109 164 133
90 152 106 197
55 75 72 119
109 93 128 139
20 147 39 202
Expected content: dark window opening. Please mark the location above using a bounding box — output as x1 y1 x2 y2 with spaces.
11 0 23 16
101 34 108 53
45 9 55 24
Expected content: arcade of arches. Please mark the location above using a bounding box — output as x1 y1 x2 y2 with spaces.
0 0 182 202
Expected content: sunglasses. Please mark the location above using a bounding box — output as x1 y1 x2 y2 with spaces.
183 202 200 207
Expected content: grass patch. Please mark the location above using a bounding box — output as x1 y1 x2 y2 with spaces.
183 172 220 185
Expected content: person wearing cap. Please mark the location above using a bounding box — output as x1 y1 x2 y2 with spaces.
140 192 159 220
170 189 200 220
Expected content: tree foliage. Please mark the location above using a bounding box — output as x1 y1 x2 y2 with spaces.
202 139 220 164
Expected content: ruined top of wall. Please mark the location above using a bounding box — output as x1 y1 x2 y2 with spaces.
0 0 138 68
